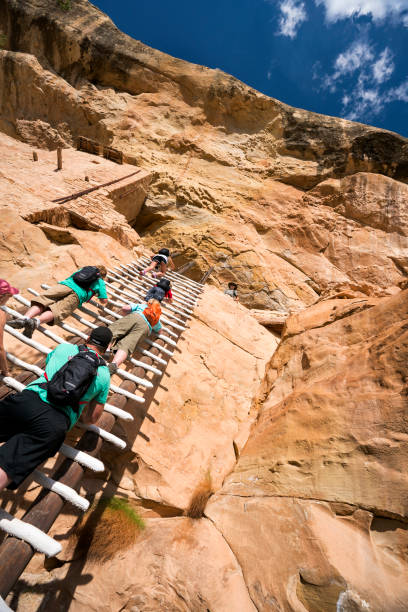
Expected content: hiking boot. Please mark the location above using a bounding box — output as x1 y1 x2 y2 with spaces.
7 318 26 329
108 362 118 375
23 318 38 339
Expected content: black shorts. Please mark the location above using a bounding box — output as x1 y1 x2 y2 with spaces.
152 255 167 268
0 390 70 489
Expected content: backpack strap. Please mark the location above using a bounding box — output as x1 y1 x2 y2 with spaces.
80 344 106 368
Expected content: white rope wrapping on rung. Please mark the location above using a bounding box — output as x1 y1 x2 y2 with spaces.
107 274 193 319
136 259 203 292
110 384 145 403
138 278 197 306
0 508 62 557
104 402 134 421
6 353 43 377
13 294 30 307
116 367 153 388
129 357 162 375
80 304 114 324
33 470 90 511
76 423 126 449
114 266 195 310
5 313 148 400
1 376 26 393
141 349 167 365
155 334 177 347
167 270 203 290
160 316 185 331
72 313 98 329
60 444 105 472
130 263 199 299
128 262 200 295
144 338 173 356
105 288 187 331
4 325 51 355
59 322 88 340
2 372 133 422
160 326 178 339
105 288 186 335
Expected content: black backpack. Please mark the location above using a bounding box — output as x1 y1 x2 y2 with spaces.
43 345 105 412
157 279 171 292
73 266 101 289
145 287 166 302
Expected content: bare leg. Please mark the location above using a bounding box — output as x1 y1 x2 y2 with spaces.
156 262 167 279
112 349 128 368
142 261 157 274
37 310 55 325
0 467 11 492
24 305 44 319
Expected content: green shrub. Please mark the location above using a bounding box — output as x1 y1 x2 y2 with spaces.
71 496 145 563
57 0 72 10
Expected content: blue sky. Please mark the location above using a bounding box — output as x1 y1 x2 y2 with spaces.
92 0 408 137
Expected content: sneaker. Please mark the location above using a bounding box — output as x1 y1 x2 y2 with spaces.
151 271 157 278
108 362 118 375
139 270 146 276
7 318 26 329
23 318 37 339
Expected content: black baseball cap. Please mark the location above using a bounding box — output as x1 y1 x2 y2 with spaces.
228 282 238 289
89 326 113 349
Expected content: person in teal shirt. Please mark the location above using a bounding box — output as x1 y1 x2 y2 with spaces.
0 327 112 491
9 266 108 338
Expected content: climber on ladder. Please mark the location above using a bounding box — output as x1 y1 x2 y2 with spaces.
144 278 173 304
140 248 175 279
0 279 20 377
0 326 112 492
107 298 162 375
8 266 109 338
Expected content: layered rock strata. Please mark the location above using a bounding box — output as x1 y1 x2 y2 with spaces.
1 0 408 309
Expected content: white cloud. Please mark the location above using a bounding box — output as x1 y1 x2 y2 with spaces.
323 40 374 91
277 0 307 38
342 76 385 120
320 39 401 122
315 0 408 22
334 41 373 76
372 48 394 83
386 79 408 102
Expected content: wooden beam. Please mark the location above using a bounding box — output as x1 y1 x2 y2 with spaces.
0 284 192 597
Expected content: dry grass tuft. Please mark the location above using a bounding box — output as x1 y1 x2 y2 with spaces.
185 473 213 519
71 496 145 563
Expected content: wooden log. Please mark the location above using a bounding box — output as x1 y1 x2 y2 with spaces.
200 266 214 284
176 261 195 275
0 343 164 597
0 281 190 597
57 148 62 170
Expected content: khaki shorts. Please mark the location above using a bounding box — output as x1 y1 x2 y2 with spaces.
109 312 149 355
31 284 79 326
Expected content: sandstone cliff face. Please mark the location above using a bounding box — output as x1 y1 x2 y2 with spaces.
1 1 408 610
207 290 408 610
1 0 408 310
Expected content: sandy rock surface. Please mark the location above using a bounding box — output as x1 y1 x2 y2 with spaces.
1 0 408 309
